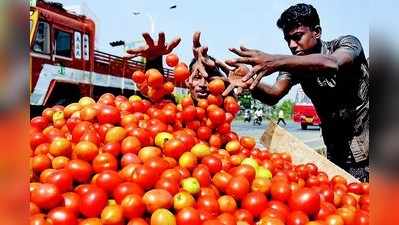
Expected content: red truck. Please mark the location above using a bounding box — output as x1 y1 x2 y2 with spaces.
29 0 176 116
292 88 321 130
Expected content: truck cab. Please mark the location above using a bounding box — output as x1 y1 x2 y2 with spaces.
292 88 321 130
29 0 174 116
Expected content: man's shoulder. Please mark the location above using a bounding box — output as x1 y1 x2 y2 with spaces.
325 35 363 51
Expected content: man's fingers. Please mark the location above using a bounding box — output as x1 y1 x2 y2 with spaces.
226 58 254 66
240 45 256 52
250 71 265 89
166 37 181 52
222 84 236 97
193 32 201 48
241 68 257 82
142 33 155 47
229 48 251 57
215 60 234 75
126 46 147 55
158 32 165 48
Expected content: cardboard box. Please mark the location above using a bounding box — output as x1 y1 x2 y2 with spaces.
260 121 358 183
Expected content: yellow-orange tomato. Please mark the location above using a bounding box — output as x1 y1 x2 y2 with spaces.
208 79 225 96
163 82 175 94
174 63 190 82
146 69 164 88
105 127 127 143
74 141 99 162
51 156 70 169
121 136 142 154
138 146 162 162
80 106 97 121
132 70 147 84
64 103 82 118
218 195 237 213
100 205 124 225
240 137 256 150
225 140 241 153
49 137 72 157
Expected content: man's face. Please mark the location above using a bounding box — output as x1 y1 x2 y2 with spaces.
284 25 320 55
187 60 223 101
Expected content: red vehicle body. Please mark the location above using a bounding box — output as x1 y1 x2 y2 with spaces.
29 0 176 116
292 88 321 130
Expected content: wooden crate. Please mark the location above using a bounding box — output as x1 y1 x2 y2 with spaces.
260 121 358 183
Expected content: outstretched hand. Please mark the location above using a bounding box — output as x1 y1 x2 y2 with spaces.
226 46 280 89
126 32 181 60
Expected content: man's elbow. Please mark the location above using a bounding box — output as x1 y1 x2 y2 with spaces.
323 57 339 73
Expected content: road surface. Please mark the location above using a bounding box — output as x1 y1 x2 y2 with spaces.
231 119 326 150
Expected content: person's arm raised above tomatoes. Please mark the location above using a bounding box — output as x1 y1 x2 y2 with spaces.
126 32 181 73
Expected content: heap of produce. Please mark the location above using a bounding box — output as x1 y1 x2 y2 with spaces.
30 54 369 225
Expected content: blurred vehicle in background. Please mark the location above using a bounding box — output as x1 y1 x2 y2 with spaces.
292 88 321 130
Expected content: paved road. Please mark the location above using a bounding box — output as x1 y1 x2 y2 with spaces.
231 119 326 150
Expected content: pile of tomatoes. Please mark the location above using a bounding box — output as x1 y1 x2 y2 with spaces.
131 54 189 102
30 64 369 225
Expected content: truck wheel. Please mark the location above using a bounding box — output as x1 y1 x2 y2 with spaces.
301 124 308 130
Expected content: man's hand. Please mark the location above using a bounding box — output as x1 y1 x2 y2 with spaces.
126 32 181 60
225 46 281 89
221 64 253 97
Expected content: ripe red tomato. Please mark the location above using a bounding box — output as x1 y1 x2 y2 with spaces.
176 207 202 225
79 186 108 217
146 69 164 88
193 164 212 187
174 63 190 82
208 108 226 125
142 189 173 212
94 170 122 194
217 213 237 225
113 182 144 204
31 154 52 173
31 116 50 131
30 213 50 225
241 191 268 217
64 159 92 184
166 53 179 67
286 211 309 225
30 183 63 210
225 102 240 115
132 70 146 83
97 105 120 125
325 214 345 225
225 176 250 200
121 194 146 219
316 201 336 220
266 200 290 221
127 218 149 225
131 165 158 189
289 188 321 217
197 195 220 214
163 139 187 159
347 183 364 195
202 156 223 174
353 210 369 225
212 171 232 190
92 152 118 173
197 126 212 141
46 169 73 193
234 209 254 224
62 192 80 215
155 177 180 195
208 79 225 96
182 105 197 121
270 180 291 202
229 165 256 183
47 207 78 225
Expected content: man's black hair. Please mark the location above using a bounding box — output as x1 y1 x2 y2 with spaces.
277 3 320 32
189 56 223 77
